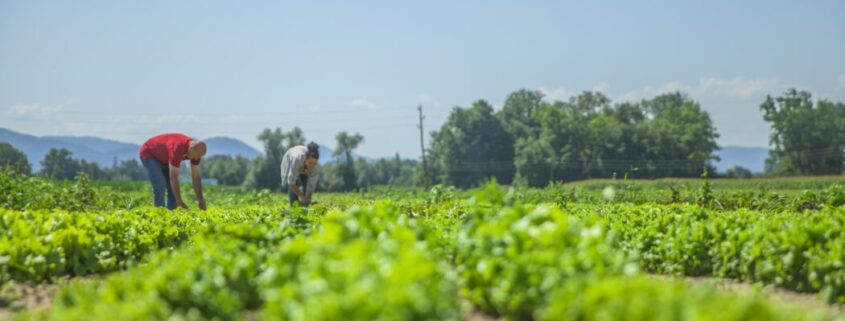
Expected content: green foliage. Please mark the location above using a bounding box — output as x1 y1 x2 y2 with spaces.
428 89 722 188
0 143 31 175
5 177 845 320
539 276 826 321
333 131 364 191
243 127 305 191
725 165 754 178
21 222 307 321
0 170 139 211
0 203 292 283
38 148 110 181
426 184 457 204
39 148 79 180
429 100 514 187
456 201 635 319
108 159 146 181
761 89 845 175
18 204 460 321
259 204 460 321
698 167 715 207
587 203 845 303
203 155 250 186
353 154 418 189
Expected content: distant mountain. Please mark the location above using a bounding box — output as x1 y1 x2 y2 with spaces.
44 135 138 154
0 128 262 171
0 128 127 171
713 146 770 173
204 137 261 159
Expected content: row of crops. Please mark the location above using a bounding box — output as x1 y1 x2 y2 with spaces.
1 170 844 320
4 170 845 212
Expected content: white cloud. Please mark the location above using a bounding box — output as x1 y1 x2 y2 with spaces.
591 82 610 93
538 87 572 103
57 122 96 135
697 77 783 100
348 98 377 110
618 77 784 102
618 81 691 102
614 77 792 148
5 104 61 120
133 114 199 126
415 94 442 108
539 83 612 103
218 114 251 125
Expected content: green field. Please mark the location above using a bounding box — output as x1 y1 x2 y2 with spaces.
1 170 844 320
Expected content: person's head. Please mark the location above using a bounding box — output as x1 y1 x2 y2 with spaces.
305 142 320 170
188 140 207 160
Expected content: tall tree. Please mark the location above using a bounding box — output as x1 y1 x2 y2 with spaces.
78 159 109 180
496 89 544 139
0 142 31 175
511 91 719 185
333 132 364 191
496 89 545 185
285 127 306 148
40 148 80 180
204 155 251 186
430 100 514 187
761 89 845 175
244 127 305 190
640 92 720 177
520 92 609 185
109 159 147 180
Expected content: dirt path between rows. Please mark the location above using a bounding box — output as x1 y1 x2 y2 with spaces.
459 275 844 321
2 275 841 320
461 298 503 321
649 274 844 317
0 277 99 320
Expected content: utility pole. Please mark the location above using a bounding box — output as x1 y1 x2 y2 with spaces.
417 105 430 188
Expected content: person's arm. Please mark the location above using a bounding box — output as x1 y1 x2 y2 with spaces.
285 155 306 204
305 166 319 204
169 164 188 209
291 183 305 204
191 163 205 210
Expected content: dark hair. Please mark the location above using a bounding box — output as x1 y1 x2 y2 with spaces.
306 142 320 159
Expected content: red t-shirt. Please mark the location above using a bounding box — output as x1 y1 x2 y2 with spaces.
139 133 201 167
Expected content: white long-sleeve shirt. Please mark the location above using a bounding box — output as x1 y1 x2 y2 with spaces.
280 145 319 192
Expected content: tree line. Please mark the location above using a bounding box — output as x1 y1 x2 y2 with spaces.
426 88 843 188
1 88 843 190
0 129 419 193
428 90 721 187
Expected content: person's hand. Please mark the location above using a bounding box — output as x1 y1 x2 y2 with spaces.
198 199 207 210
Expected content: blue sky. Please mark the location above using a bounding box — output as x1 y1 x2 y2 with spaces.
2 0 844 158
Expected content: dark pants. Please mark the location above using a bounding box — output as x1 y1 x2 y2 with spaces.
141 157 176 209
288 174 308 206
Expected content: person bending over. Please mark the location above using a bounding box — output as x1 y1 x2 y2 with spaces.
281 142 320 206
139 133 207 210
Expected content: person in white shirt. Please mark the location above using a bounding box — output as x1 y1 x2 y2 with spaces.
280 142 320 206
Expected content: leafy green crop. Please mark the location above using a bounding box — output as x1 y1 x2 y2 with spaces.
4 177 844 320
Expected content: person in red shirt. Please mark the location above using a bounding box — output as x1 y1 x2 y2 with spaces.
139 133 207 210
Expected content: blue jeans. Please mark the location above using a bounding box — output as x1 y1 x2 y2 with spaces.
288 174 308 206
141 157 177 209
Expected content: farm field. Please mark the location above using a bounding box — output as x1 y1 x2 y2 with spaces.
1 171 844 320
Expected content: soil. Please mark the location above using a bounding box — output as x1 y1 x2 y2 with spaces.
0 277 99 320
